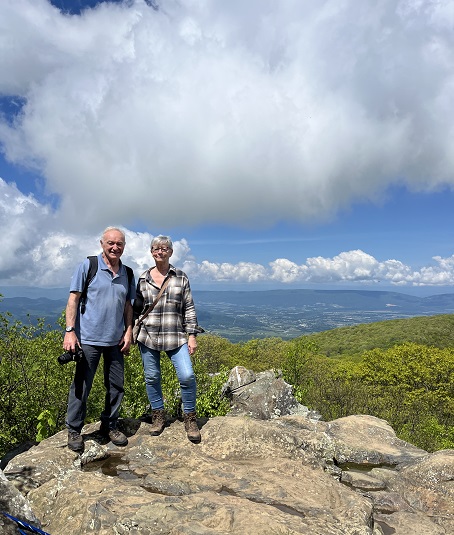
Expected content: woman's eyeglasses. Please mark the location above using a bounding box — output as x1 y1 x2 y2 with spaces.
152 246 170 253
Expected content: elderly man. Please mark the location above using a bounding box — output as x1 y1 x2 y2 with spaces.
63 227 135 453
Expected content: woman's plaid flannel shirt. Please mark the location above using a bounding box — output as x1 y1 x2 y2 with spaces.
133 265 202 351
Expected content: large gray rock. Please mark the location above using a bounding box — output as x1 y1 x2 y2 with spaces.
223 365 320 419
1 368 452 535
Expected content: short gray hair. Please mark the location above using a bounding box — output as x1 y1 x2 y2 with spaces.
150 235 173 250
101 227 126 243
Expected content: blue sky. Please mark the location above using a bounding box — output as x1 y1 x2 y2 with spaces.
1 0 454 295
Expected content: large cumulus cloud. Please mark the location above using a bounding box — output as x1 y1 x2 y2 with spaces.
1 0 454 231
2 178 453 288
1 0 454 290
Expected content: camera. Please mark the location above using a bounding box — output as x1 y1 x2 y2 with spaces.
58 346 84 365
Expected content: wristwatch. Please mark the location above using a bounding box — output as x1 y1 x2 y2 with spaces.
65 326 75 333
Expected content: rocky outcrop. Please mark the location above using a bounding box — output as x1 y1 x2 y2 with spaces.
222 366 321 420
1 367 453 535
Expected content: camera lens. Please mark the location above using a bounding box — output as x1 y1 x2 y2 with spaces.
57 348 83 365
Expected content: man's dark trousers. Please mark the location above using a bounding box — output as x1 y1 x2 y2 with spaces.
66 344 125 433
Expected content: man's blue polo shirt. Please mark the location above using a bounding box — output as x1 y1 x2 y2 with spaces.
69 253 136 346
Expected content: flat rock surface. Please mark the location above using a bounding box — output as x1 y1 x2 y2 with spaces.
2 414 453 535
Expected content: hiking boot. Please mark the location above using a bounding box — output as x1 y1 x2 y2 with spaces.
184 412 201 443
100 424 128 446
149 409 166 436
67 430 84 452
107 428 128 447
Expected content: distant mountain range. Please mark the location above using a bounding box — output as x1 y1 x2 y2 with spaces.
1 288 454 342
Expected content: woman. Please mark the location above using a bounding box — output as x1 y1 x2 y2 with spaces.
134 235 203 442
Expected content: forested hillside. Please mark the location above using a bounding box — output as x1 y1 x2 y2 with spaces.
1 310 454 461
305 314 454 359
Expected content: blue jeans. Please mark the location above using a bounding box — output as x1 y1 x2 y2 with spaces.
66 344 124 433
138 342 196 413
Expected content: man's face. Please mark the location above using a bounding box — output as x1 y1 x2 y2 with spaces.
101 230 125 264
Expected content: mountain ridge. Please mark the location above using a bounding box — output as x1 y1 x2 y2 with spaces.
1 289 454 341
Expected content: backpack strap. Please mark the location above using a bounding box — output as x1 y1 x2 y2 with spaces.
125 265 133 288
80 256 98 315
80 257 133 315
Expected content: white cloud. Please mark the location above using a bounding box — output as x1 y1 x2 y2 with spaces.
183 260 268 283
1 179 453 288
1 0 454 231
0 178 153 286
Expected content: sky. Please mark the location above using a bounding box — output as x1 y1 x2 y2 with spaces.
1 0 454 295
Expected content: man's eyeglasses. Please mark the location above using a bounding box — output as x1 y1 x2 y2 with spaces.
152 246 170 253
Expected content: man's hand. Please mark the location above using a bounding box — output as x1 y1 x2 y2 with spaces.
121 300 134 355
119 331 133 355
63 331 80 352
64 292 81 352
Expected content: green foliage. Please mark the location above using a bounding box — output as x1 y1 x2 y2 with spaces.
0 316 233 459
399 415 454 452
0 313 74 456
36 409 57 441
193 364 230 418
281 336 367 420
196 334 237 373
355 343 454 448
292 342 454 450
121 343 231 420
197 334 291 372
281 337 319 403
277 330 454 452
159 353 182 416
300 359 355 420
239 337 288 371
121 345 149 418
307 314 454 359
282 338 318 385
2 304 454 458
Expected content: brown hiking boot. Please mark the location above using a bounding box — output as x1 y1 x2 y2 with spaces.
108 428 128 447
100 424 128 446
184 412 201 443
149 409 166 436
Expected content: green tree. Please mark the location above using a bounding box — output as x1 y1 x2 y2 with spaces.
282 337 320 403
237 337 287 371
356 343 454 449
0 313 73 456
196 334 237 372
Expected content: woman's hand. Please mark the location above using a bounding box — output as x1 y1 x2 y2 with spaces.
188 335 197 355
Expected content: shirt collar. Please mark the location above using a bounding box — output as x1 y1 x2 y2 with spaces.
98 253 123 272
147 264 176 281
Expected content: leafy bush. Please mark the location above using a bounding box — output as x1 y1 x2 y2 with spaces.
356 343 454 448
122 345 230 419
121 345 149 418
0 314 73 455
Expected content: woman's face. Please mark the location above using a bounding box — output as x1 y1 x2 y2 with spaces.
151 243 172 262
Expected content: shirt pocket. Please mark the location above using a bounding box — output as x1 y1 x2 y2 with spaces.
167 285 182 305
